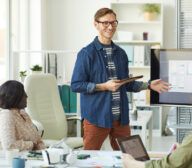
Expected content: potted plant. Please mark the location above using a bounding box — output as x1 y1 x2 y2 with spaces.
30 64 43 74
141 4 160 21
19 70 27 82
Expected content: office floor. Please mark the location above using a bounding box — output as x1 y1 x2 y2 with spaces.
152 135 176 152
102 135 176 152
67 121 176 152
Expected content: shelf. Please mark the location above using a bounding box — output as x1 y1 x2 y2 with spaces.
65 113 77 116
118 21 161 24
137 105 162 108
113 40 161 44
129 66 150 69
111 0 162 4
111 0 163 137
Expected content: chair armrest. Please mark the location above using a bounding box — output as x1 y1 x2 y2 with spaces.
67 116 81 121
32 119 44 137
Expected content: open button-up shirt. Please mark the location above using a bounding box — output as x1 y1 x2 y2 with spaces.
71 37 143 128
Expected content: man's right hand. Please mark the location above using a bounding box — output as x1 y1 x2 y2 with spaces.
95 80 123 92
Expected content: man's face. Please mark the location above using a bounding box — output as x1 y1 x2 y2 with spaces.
94 13 117 41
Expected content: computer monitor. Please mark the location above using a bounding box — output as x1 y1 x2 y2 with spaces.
151 49 192 106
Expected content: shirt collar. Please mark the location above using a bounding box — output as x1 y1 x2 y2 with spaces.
93 36 117 51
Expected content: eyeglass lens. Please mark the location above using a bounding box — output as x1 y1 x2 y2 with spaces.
97 20 118 27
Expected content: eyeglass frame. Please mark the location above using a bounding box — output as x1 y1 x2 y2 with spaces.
96 20 118 27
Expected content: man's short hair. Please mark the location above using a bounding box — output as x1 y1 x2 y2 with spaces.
94 8 116 21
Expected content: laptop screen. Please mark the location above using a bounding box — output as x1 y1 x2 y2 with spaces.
116 135 150 161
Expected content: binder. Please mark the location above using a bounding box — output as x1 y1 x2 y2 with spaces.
58 85 77 113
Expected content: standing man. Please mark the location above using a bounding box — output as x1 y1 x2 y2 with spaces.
71 8 170 150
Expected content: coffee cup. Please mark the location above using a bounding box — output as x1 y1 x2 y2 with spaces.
12 157 25 168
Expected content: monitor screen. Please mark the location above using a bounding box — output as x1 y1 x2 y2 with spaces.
151 49 192 105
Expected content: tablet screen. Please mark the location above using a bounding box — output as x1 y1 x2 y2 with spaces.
116 135 150 161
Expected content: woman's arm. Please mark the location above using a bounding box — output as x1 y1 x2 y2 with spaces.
122 154 145 168
0 111 34 151
145 134 192 168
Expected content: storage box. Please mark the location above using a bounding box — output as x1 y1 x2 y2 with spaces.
117 31 133 41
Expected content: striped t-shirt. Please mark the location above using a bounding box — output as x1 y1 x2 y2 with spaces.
103 47 120 121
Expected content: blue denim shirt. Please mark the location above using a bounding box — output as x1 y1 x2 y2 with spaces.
71 37 143 128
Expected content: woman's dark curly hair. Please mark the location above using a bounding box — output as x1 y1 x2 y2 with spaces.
0 80 25 109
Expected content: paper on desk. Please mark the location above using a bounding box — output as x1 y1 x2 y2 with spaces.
73 154 122 167
73 157 113 167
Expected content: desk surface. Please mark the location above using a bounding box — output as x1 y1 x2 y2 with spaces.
0 150 123 168
0 150 166 168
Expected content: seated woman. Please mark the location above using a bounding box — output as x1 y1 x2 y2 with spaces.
0 80 45 151
122 133 192 168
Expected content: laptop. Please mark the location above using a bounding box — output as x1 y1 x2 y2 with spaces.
116 135 150 161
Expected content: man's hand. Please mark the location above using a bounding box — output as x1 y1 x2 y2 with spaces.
105 80 123 92
150 79 171 93
95 80 123 92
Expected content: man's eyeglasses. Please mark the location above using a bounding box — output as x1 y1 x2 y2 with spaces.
96 20 118 27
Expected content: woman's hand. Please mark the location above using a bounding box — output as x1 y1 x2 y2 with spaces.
33 141 39 150
169 143 180 153
122 153 145 168
150 79 171 93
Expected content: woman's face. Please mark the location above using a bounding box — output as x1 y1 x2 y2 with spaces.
18 91 28 109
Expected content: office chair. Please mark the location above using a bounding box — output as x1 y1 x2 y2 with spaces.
24 73 83 149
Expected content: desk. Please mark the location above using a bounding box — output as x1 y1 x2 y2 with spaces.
130 110 153 150
0 150 122 168
0 150 166 168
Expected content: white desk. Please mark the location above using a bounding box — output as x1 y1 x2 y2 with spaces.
0 150 166 168
0 150 123 168
130 110 153 150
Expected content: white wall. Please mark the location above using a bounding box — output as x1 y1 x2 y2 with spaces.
42 0 110 51
43 0 177 50
162 0 177 48
41 0 177 81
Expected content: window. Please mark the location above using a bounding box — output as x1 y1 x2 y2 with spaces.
0 0 9 84
11 0 42 80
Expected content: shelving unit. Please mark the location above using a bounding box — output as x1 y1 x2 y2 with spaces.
111 0 164 136
111 0 163 43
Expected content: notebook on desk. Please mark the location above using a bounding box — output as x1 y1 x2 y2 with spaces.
116 135 150 161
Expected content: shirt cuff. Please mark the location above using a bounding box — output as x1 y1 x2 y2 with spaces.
87 83 96 93
140 82 148 90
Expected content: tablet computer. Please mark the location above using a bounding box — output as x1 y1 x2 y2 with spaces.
116 135 150 161
117 75 143 84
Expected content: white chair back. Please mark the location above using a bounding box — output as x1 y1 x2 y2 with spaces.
24 74 67 140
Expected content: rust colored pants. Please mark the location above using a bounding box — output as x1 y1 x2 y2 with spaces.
83 119 131 150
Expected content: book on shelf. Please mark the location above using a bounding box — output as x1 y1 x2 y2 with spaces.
119 44 134 66
119 44 151 67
